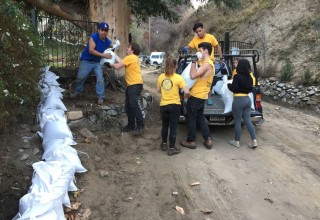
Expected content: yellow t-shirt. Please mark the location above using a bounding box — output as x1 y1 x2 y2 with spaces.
232 70 258 86
190 59 214 99
122 54 143 86
188 33 219 61
157 73 186 106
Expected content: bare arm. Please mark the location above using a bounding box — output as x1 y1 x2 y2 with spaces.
190 62 212 79
110 54 125 70
88 37 112 59
215 44 223 64
182 86 190 97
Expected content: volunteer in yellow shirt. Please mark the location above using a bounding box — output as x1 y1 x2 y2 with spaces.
108 42 144 133
183 22 223 64
181 42 214 150
157 56 190 156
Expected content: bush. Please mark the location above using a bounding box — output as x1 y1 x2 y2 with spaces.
0 0 45 133
279 60 294 82
302 68 312 86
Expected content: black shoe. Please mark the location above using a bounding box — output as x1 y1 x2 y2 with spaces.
167 147 181 156
122 125 135 132
132 126 144 135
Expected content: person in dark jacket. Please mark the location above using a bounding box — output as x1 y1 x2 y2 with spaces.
227 59 258 149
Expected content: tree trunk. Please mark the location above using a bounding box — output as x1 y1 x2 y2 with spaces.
88 0 130 58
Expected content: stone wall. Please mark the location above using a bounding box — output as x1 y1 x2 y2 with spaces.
260 77 320 114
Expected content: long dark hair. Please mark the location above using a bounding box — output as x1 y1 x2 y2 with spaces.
165 56 177 76
236 59 251 75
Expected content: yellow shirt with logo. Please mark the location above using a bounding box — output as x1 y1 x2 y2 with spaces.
122 54 143 86
157 73 186 106
190 59 214 99
188 34 219 61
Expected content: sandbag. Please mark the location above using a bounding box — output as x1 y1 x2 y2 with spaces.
38 109 66 131
42 137 76 159
100 50 116 65
16 161 74 219
42 120 73 143
181 62 198 89
212 80 224 95
221 76 233 113
44 145 87 173
40 93 67 113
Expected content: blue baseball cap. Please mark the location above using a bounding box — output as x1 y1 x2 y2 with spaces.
98 22 109 30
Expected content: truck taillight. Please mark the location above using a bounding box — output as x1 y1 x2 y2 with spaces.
255 93 262 110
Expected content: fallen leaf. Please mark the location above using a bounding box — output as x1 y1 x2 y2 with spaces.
190 182 201 186
201 208 212 214
84 138 90 143
73 188 85 198
71 202 81 210
175 206 185 215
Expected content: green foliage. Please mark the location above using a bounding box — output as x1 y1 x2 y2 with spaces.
279 60 294 82
211 0 241 9
0 0 45 133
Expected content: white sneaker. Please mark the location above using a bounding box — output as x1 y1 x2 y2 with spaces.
229 140 240 148
248 139 258 149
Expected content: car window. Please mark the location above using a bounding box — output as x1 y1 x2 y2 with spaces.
151 55 159 59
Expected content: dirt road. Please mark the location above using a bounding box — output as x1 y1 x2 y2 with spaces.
1 67 319 219
74 68 320 220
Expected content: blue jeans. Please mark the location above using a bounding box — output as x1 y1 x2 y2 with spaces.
186 96 211 142
160 104 181 147
125 84 144 128
74 60 105 98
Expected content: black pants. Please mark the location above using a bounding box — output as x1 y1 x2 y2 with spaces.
125 84 144 129
160 104 181 148
186 96 210 142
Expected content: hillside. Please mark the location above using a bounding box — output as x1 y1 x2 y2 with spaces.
165 0 320 83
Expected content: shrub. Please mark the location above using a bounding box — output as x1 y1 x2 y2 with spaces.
279 60 294 82
0 0 45 133
302 68 312 86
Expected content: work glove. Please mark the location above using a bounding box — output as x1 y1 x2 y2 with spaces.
182 46 188 55
105 62 111 68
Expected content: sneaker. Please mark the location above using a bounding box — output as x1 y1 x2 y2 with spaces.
167 147 181 156
203 137 213 149
248 139 258 149
70 92 79 99
180 141 196 149
122 125 135 132
160 143 168 151
229 140 240 148
97 98 104 105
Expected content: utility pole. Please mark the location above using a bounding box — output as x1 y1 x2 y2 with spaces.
148 17 151 52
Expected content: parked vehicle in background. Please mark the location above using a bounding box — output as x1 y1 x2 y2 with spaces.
150 52 165 66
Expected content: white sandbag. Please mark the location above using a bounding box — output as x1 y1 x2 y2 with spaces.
221 76 233 114
40 93 67 113
42 137 76 159
42 120 73 142
181 62 198 89
248 92 255 110
38 109 66 131
100 50 116 65
17 161 74 219
44 145 87 173
212 80 224 95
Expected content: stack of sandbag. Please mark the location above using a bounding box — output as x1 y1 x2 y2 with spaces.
13 67 86 220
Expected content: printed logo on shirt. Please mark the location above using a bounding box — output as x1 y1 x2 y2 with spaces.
161 78 173 91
